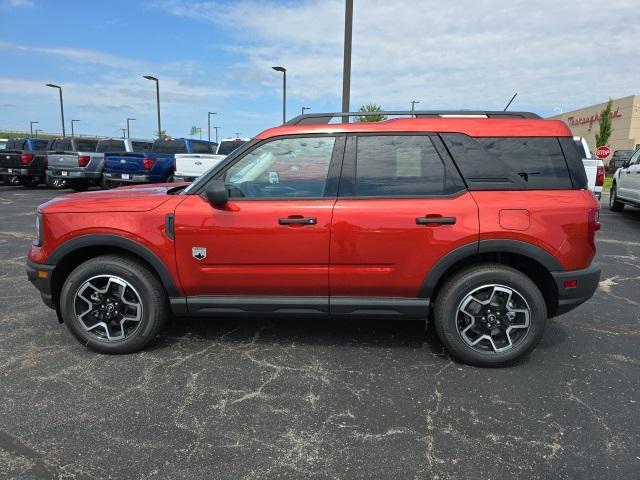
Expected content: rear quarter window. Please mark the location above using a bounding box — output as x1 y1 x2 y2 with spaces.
441 134 576 190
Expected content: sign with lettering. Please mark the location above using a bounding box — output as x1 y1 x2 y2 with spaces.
567 107 622 128
596 146 611 159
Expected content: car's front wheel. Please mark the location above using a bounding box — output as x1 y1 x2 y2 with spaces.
433 263 546 367
69 179 91 192
59 255 169 354
609 184 624 211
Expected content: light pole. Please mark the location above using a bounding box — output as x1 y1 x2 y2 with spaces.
71 119 80 137
34 129 42 138
272 66 287 124
45 83 65 136
213 126 220 144
126 117 135 139
143 75 161 138
301 106 310 115
411 100 420 112
342 0 353 123
208 112 216 143
30 121 39 135
119 128 127 139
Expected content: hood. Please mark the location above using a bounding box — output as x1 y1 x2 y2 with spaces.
40 183 188 214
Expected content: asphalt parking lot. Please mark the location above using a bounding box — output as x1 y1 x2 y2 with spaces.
0 186 638 480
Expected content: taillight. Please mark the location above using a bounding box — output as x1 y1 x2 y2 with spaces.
587 207 601 251
142 158 154 170
595 166 605 187
20 153 34 166
78 155 91 167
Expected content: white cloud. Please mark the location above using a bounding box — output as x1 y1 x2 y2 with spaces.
158 0 640 113
1 0 34 8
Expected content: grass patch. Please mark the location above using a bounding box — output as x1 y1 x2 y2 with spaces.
604 176 613 191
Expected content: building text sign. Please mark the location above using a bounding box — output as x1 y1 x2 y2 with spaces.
567 106 622 128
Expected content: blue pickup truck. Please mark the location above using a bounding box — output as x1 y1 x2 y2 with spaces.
102 138 216 186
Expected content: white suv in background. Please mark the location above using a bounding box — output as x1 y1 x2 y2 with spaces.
610 148 640 211
574 137 604 200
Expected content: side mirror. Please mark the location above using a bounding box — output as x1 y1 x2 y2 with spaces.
205 178 228 206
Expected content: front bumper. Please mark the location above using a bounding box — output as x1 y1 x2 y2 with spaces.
551 264 601 316
26 260 55 310
46 169 101 180
103 172 152 183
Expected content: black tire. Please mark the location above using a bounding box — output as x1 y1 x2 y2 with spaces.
609 184 624 212
100 176 119 190
59 255 169 354
69 179 91 192
19 177 41 188
433 263 547 367
3 175 19 186
47 176 69 189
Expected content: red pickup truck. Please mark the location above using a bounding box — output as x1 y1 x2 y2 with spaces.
26 111 600 366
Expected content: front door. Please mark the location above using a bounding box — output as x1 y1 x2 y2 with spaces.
329 134 479 311
618 150 640 201
174 135 342 313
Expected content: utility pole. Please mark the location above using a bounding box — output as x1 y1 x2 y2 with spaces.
208 112 216 143
341 0 353 123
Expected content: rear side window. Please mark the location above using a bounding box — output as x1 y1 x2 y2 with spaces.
192 142 212 154
441 134 575 190
76 139 98 152
152 140 187 154
97 140 126 153
351 135 464 197
132 141 152 153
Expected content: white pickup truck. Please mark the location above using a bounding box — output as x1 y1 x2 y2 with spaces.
574 137 604 200
609 148 640 211
174 137 249 183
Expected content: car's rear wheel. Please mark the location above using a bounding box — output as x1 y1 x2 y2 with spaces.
69 179 91 192
3 175 19 186
47 177 68 189
19 177 40 188
59 255 168 354
609 184 624 211
433 263 546 367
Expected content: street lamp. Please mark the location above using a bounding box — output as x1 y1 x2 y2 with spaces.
34 129 42 138
301 106 310 115
71 119 80 137
213 126 220 144
45 83 65 136
126 117 135 139
411 100 420 112
342 0 353 123
208 112 216 143
143 75 161 138
272 66 287 124
119 128 127 139
30 121 39 135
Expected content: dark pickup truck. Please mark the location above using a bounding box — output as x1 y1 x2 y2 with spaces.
0 138 50 188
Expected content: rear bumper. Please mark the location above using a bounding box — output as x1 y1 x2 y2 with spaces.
0 167 41 176
46 169 101 180
173 175 195 183
26 260 55 310
551 264 601 316
103 172 152 183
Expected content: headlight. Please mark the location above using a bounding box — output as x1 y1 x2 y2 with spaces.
34 212 44 247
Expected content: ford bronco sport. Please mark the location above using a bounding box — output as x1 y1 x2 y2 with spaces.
26 111 601 366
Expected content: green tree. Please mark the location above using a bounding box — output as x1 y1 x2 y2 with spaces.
156 129 168 139
355 103 387 122
595 98 613 147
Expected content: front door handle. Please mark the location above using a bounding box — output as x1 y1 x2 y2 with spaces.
279 216 317 225
416 216 456 225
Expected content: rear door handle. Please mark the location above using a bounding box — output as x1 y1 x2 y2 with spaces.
279 216 317 225
416 216 456 225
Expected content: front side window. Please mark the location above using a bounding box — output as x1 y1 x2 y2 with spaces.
352 135 463 196
224 136 336 198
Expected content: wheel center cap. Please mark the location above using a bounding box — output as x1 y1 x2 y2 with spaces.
487 313 497 322
105 304 115 313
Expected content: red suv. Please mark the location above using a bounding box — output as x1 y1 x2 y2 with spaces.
26 111 601 366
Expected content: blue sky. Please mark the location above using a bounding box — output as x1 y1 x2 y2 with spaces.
0 0 638 139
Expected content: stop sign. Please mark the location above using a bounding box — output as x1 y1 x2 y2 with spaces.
596 146 610 159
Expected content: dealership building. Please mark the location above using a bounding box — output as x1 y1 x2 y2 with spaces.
550 94 640 162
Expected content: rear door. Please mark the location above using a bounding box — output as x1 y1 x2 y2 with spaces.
329 134 478 313
174 135 344 314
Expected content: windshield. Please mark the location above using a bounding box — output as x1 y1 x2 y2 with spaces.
218 140 246 155
152 140 187 154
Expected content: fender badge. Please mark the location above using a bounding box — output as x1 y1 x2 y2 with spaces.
192 247 206 260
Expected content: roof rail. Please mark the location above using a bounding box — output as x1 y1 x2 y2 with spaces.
285 110 541 126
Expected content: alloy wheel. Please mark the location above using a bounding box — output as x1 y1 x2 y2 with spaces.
73 275 143 341
456 284 531 353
